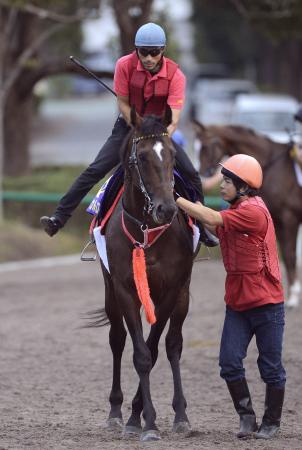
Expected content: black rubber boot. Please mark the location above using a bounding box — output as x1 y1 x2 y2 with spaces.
255 385 285 439
227 379 258 439
40 216 63 237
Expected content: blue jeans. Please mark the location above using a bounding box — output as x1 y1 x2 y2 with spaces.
219 303 286 388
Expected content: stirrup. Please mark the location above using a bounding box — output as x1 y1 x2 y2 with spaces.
80 238 97 262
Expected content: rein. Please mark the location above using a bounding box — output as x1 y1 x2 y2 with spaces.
129 132 169 215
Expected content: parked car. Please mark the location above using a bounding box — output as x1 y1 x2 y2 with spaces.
189 78 257 125
230 94 300 143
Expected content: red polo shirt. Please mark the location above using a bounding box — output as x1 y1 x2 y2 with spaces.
216 202 284 311
114 54 186 110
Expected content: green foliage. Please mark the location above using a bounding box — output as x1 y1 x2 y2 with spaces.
44 24 83 59
152 10 181 62
3 166 102 239
191 0 259 72
0 221 83 262
3 165 100 194
233 1 302 41
22 0 100 13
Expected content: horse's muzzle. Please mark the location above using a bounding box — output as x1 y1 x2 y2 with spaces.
152 201 177 225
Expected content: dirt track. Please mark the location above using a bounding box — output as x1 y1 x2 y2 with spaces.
1 255 301 450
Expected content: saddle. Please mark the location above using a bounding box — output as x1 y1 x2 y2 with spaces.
84 168 202 266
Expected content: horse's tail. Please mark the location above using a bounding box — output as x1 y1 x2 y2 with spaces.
81 308 110 328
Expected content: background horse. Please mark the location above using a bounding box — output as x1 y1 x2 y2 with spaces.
194 121 302 308
91 109 195 441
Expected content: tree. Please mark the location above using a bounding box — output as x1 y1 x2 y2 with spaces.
191 0 302 99
228 0 302 97
0 0 105 182
111 0 153 55
0 0 156 181
229 0 302 39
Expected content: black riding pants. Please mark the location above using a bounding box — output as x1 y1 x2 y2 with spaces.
55 116 203 225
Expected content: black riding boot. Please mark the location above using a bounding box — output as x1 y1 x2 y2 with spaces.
255 385 285 439
40 216 63 237
227 378 258 439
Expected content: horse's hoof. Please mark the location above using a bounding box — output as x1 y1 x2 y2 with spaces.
106 417 124 430
172 421 192 433
140 429 161 442
123 425 142 436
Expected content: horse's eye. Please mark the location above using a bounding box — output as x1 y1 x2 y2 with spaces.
139 153 148 163
170 146 176 156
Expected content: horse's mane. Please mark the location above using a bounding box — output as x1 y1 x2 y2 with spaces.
211 124 287 152
139 115 167 135
228 125 258 137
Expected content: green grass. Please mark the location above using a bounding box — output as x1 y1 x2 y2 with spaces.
0 221 84 263
1 166 223 262
3 165 89 193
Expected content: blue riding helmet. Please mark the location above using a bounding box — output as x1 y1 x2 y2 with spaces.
135 23 166 47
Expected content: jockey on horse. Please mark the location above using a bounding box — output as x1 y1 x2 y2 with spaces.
40 22 218 247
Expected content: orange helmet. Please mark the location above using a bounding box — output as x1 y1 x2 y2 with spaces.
220 154 263 189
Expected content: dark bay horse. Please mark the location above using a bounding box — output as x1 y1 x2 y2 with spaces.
92 109 194 441
194 121 302 308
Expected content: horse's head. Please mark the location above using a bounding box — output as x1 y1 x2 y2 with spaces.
193 120 230 177
122 107 177 225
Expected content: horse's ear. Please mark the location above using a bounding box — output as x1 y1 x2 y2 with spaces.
192 119 206 135
130 106 142 128
162 106 172 128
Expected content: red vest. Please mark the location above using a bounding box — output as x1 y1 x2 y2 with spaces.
128 52 178 116
219 197 281 284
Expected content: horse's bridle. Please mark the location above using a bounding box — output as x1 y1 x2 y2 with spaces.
123 131 176 249
128 132 170 216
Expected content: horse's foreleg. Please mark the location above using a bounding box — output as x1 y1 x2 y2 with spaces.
119 286 160 441
125 320 168 434
276 217 301 308
107 318 127 428
165 285 190 433
104 273 127 429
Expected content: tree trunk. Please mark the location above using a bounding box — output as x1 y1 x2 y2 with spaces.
4 90 32 175
0 93 4 221
112 0 153 54
257 39 302 100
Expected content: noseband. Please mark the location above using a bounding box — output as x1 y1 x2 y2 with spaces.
128 132 169 215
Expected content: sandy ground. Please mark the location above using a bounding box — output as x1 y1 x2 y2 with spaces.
1 256 301 450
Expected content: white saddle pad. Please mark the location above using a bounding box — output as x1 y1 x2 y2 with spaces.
93 226 110 273
93 223 200 274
